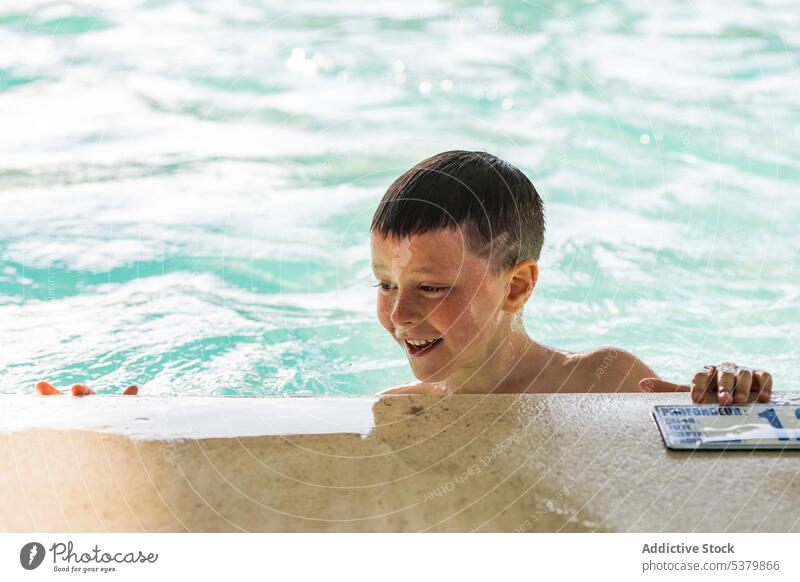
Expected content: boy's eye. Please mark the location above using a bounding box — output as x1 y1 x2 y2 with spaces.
372 283 448 294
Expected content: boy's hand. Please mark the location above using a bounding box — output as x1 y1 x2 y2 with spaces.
35 381 139 397
639 363 772 404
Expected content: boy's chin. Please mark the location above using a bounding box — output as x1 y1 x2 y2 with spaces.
408 364 450 383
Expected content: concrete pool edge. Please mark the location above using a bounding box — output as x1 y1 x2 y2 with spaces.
2 392 799 532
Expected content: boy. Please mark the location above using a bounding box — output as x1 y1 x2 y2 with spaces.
372 150 772 404
37 150 773 403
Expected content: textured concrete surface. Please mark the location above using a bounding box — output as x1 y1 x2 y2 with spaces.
1 392 799 532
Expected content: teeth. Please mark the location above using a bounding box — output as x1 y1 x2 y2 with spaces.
406 339 438 347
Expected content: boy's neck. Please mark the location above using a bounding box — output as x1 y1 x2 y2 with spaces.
431 330 550 395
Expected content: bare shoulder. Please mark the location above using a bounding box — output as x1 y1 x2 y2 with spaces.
563 346 658 392
377 381 435 395
566 346 644 366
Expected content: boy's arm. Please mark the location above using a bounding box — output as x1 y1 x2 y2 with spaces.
641 362 773 404
36 381 138 396
377 385 411 395
585 348 773 404
377 382 431 395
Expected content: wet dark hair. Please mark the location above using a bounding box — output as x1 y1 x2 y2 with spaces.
370 150 545 274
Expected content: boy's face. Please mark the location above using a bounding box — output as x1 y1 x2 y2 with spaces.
371 227 510 383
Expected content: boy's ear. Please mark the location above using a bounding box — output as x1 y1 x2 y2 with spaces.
503 259 538 313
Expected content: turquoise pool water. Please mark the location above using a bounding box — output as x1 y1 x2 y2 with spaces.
1 1 798 396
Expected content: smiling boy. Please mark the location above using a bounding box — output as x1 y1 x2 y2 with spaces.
372 150 773 404
36 150 773 402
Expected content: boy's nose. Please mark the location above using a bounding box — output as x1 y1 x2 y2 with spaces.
390 294 421 327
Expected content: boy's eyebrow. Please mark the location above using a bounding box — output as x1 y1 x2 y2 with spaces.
371 264 445 275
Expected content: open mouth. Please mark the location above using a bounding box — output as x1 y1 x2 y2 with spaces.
404 338 443 357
